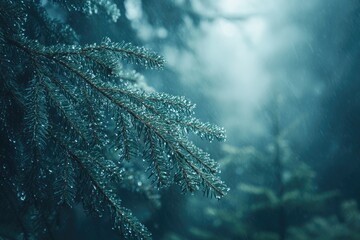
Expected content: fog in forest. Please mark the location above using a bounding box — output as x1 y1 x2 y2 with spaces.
157 1 360 239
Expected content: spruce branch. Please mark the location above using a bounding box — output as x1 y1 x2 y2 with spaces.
0 2 227 238
144 127 172 188
65 147 151 240
24 76 49 150
54 151 76 207
47 38 165 69
117 114 135 161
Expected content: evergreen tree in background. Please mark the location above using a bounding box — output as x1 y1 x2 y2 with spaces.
187 111 337 240
0 1 228 239
288 200 360 240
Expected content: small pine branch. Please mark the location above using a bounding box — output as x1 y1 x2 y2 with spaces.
53 0 121 22
45 37 165 70
54 152 76 207
24 76 49 150
65 148 151 240
143 127 172 188
116 114 139 161
0 1 26 36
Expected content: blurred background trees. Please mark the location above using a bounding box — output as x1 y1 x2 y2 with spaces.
143 1 360 239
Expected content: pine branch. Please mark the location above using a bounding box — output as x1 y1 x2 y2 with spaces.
54 151 76 207
66 148 151 240
46 38 165 69
24 76 49 150
144 127 172 188
1 3 228 238
53 0 121 22
117 114 138 161
41 78 91 143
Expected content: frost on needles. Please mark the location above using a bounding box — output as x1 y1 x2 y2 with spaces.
0 1 228 239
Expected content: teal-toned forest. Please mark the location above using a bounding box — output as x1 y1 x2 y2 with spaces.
1 1 360 240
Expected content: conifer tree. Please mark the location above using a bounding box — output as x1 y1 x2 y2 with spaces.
288 200 360 240
0 1 228 239
187 112 336 240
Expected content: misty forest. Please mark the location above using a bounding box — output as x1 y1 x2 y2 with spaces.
1 1 360 240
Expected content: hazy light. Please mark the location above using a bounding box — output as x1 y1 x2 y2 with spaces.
166 0 324 141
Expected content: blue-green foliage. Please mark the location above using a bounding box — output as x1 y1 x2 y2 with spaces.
0 0 227 239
